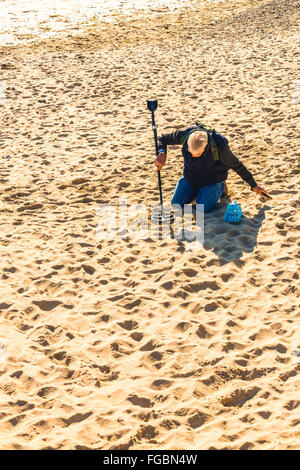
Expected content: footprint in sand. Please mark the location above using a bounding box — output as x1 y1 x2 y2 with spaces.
187 412 209 429
130 332 143 342
32 300 61 311
196 324 212 339
150 379 173 390
174 322 191 333
117 320 138 331
127 394 153 408
220 386 260 407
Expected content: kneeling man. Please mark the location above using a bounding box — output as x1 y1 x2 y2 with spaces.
155 124 269 213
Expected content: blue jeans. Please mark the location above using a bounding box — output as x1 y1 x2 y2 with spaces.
171 177 225 213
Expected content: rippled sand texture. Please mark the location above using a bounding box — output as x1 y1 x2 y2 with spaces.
0 0 193 46
0 0 299 450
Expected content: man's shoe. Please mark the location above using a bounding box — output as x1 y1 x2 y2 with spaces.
221 182 229 198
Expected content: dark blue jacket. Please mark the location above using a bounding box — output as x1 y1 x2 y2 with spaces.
181 127 229 189
158 125 257 190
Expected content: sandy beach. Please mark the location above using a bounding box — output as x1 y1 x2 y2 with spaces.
0 0 299 450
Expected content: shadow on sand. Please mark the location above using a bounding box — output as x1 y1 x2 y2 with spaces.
166 199 273 264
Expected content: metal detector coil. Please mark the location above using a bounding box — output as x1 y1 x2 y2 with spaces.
151 208 175 224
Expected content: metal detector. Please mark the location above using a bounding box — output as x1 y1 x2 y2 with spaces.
147 99 174 224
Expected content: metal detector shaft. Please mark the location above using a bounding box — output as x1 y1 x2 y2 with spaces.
148 102 164 217
151 111 164 211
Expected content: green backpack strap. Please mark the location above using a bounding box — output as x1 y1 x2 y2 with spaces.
210 134 220 162
195 122 219 161
180 131 191 147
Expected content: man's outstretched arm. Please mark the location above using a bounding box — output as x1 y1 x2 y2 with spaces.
219 145 270 198
219 145 257 189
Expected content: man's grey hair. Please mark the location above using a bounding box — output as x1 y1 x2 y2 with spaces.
188 131 208 153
